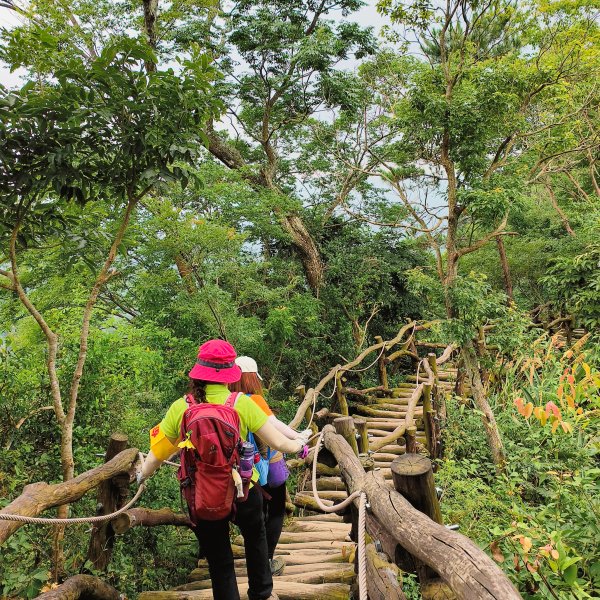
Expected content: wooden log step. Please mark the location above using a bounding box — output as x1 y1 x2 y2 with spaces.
179 564 356 590
366 422 407 431
293 494 334 512
296 514 344 522
304 477 347 492
372 445 406 455
233 530 349 547
265 540 355 552
139 581 352 599
300 490 349 502
284 520 350 534
238 551 349 567
189 561 353 583
355 406 408 419
374 397 411 405
372 452 404 461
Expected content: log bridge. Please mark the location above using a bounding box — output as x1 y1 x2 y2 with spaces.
0 323 521 599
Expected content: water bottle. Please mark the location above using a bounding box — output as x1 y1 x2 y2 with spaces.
239 441 255 480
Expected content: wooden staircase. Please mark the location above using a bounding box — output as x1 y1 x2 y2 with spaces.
137 366 457 599
137 514 355 599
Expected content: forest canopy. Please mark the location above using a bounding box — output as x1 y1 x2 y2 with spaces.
0 0 598 599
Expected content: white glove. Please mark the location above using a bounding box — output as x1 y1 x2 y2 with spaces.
294 438 307 455
297 429 312 445
136 467 146 486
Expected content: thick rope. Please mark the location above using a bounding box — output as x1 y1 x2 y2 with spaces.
358 491 367 600
310 429 368 599
0 453 146 525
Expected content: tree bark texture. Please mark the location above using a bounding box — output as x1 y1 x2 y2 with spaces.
495 236 514 303
35 575 120 600
0 448 139 545
85 434 130 570
461 343 506 473
321 425 520 600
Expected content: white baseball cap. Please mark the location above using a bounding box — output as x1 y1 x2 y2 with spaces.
235 356 263 380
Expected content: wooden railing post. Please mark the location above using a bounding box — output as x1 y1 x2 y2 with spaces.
335 371 349 416
405 425 418 454
374 336 388 389
353 418 369 455
391 454 454 599
298 385 318 444
85 433 130 571
333 416 359 457
422 383 433 454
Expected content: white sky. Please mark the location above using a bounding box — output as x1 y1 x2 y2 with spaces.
0 1 388 89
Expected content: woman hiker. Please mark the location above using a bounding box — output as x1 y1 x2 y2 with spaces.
229 356 302 577
138 340 311 600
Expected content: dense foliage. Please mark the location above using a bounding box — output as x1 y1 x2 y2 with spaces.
0 0 598 598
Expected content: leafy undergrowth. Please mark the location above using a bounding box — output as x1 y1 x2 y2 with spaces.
437 337 600 599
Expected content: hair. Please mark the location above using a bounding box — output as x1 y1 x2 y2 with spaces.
228 372 263 396
187 379 208 403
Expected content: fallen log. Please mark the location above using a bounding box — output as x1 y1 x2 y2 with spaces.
111 508 192 534
0 448 139 545
139 581 351 600
35 575 120 600
322 425 521 600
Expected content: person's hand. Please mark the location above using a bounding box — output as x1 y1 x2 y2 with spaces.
297 444 309 460
297 429 312 445
136 466 146 486
299 428 313 441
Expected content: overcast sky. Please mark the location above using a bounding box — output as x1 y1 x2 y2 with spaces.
0 1 389 89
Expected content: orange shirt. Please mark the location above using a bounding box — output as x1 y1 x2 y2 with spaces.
250 394 273 417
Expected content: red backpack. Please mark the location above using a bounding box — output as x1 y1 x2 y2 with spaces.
177 392 242 522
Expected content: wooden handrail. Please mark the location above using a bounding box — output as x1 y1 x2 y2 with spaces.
289 321 418 429
321 425 521 600
0 448 139 545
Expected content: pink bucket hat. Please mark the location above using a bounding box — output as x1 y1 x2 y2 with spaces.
188 339 242 383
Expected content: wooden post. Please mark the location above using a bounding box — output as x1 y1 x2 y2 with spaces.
85 433 130 571
353 418 369 455
391 454 442 524
335 371 349 416
374 336 388 389
333 417 359 457
427 352 447 423
422 383 433 456
405 425 418 454
391 454 453 597
298 385 318 445
426 353 438 384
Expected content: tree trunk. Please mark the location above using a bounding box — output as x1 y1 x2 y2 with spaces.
461 343 506 473
281 213 324 294
495 236 513 303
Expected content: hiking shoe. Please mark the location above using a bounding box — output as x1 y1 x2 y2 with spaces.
269 557 285 576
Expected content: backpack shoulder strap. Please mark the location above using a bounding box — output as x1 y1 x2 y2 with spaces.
185 393 196 406
225 392 241 408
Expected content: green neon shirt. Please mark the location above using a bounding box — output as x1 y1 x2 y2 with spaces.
160 384 269 443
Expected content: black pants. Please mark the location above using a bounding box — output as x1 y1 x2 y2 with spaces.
194 486 272 600
262 483 286 559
